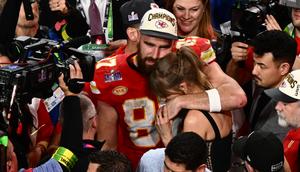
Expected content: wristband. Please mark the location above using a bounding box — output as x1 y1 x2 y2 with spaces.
206 88 221 112
52 147 78 171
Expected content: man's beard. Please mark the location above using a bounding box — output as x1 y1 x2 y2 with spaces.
253 76 263 86
136 50 158 75
277 111 289 127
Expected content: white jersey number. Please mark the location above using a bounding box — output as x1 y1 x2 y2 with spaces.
123 97 160 147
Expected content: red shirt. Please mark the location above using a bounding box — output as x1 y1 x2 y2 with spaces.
110 44 127 56
84 54 163 169
294 36 300 55
283 128 300 172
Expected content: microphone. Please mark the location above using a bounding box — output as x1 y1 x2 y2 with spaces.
55 36 91 49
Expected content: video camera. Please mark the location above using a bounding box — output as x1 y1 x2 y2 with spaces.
230 0 292 42
217 0 298 70
0 36 95 108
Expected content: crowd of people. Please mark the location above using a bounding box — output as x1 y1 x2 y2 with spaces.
0 0 299 172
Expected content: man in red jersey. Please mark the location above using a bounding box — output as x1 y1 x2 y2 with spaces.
112 0 159 56
84 7 246 169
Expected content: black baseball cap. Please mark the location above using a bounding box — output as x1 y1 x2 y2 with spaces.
120 0 157 27
232 131 284 172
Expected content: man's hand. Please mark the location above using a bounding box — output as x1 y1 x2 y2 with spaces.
265 14 282 31
58 61 83 96
49 0 68 15
163 96 184 120
231 42 248 63
155 105 173 146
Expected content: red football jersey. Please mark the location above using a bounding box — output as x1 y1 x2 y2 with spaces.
84 53 163 169
84 36 216 169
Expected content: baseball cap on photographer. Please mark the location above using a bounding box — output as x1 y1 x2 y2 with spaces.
140 8 178 40
265 69 300 103
232 131 284 172
120 0 158 27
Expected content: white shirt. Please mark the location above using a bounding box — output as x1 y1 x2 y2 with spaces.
79 0 107 26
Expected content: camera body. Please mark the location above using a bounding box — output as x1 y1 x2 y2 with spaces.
230 0 291 43
0 36 95 108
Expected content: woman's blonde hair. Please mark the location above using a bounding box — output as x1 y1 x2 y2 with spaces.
149 46 212 98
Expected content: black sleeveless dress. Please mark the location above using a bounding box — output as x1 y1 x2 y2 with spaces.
178 109 232 172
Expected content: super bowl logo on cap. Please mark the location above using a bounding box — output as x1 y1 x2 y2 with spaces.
271 162 283 172
128 11 139 22
155 20 168 29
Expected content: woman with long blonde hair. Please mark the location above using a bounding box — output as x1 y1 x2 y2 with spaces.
150 46 232 171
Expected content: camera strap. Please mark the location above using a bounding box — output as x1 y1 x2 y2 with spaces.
104 0 113 42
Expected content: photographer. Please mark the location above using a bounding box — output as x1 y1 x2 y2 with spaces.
0 47 64 169
4 0 90 168
226 3 300 85
226 14 282 86
58 61 104 172
2 60 99 172
228 30 296 141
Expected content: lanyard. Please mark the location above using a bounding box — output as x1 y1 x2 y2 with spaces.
103 0 113 42
107 0 113 41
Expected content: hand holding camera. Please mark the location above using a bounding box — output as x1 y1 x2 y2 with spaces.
231 42 249 63
58 60 83 96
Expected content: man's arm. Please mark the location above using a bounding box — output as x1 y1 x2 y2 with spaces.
96 100 118 150
203 61 247 109
165 61 247 119
225 41 250 85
